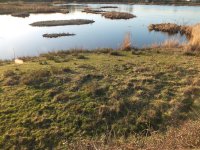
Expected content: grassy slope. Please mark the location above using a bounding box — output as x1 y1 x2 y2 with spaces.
0 49 200 149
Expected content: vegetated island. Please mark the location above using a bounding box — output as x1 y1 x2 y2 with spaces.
30 19 95 27
43 33 75 38
102 11 136 19
148 23 192 38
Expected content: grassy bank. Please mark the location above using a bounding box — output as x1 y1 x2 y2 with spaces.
0 48 200 149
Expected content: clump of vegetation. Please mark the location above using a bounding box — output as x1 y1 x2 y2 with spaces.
0 49 200 149
102 11 136 19
184 24 200 52
43 33 75 38
110 51 123 56
120 32 132 50
148 23 192 38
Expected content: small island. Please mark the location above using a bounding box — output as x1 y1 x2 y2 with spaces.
43 33 75 38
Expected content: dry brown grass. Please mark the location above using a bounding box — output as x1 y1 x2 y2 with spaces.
184 24 200 52
65 120 200 150
149 23 181 34
102 11 136 19
120 32 132 50
149 23 192 38
0 2 66 14
148 23 200 52
151 38 180 49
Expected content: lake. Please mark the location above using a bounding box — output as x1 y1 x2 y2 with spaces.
0 4 200 59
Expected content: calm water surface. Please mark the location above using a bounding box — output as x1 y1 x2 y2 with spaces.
0 4 200 59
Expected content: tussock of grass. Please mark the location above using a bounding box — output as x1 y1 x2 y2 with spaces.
184 24 200 52
0 49 200 149
121 32 132 50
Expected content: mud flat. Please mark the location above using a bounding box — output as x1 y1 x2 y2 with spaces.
43 33 75 38
30 19 95 27
102 11 136 19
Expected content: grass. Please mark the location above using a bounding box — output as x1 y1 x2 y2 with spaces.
120 32 132 50
184 24 200 52
151 38 180 49
66 120 200 149
0 48 200 149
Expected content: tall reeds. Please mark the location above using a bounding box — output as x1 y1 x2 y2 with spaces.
121 32 132 51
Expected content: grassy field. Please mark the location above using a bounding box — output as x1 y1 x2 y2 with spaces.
0 48 200 149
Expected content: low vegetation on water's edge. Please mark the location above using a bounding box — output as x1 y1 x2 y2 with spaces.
30 19 95 27
148 23 200 52
0 48 200 149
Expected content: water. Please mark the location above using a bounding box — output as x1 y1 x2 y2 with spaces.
0 4 200 59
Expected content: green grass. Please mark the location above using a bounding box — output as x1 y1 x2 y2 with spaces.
0 49 200 149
